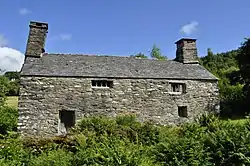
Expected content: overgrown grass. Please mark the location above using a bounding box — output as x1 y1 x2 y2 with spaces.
1 113 250 165
1 101 250 165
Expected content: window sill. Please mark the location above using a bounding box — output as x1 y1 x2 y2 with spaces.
92 87 110 89
168 92 182 95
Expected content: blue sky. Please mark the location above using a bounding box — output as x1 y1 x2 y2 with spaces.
0 0 250 71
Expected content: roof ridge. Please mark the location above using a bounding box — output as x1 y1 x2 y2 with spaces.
45 53 180 62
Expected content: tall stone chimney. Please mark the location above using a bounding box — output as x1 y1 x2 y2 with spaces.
175 38 199 64
25 21 48 58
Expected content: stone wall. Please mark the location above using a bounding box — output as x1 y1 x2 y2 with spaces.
18 77 219 136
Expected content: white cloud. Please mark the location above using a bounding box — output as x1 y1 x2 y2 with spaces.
0 47 25 73
180 21 199 35
19 8 31 15
59 34 72 41
0 34 8 47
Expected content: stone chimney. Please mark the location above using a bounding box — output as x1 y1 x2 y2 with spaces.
175 38 199 64
25 21 48 58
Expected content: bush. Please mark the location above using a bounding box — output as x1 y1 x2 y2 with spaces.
73 115 160 145
1 115 250 165
72 135 154 166
22 136 77 156
0 133 29 166
196 113 219 127
29 149 73 166
154 137 211 166
0 106 18 134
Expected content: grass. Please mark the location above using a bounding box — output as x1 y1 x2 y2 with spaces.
6 96 18 109
227 118 248 125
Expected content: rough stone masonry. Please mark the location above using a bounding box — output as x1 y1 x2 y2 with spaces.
18 21 220 137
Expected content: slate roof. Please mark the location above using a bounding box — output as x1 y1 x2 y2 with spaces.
21 54 218 80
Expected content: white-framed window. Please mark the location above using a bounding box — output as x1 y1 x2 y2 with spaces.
92 80 113 88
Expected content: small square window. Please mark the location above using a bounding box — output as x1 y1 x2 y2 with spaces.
92 80 113 88
170 83 186 93
178 106 188 117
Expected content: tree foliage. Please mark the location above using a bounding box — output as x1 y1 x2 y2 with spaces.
0 76 10 106
134 52 148 59
237 38 250 110
200 47 245 117
0 72 20 96
4 72 20 82
150 44 167 60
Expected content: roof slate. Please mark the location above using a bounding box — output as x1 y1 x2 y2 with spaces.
20 54 218 80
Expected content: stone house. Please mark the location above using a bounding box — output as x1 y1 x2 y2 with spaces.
18 21 220 136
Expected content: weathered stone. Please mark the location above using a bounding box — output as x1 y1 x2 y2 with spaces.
18 77 219 137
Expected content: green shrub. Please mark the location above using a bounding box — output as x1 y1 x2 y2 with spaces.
74 116 117 136
197 113 219 127
202 120 250 165
29 149 73 166
154 137 211 166
0 106 18 134
73 115 160 145
0 133 29 166
1 115 250 165
72 135 155 166
115 114 137 126
23 136 77 155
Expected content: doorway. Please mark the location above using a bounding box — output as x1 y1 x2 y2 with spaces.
58 110 75 135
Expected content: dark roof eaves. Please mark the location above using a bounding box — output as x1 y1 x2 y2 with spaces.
20 74 218 81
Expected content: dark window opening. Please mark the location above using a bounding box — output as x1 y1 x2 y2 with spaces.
59 110 75 134
172 84 181 92
171 83 186 93
97 81 102 87
178 106 188 117
92 80 113 88
182 84 186 93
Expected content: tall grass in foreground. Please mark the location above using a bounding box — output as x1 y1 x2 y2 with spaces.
1 114 250 165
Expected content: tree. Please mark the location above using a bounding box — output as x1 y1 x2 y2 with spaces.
134 52 148 59
200 48 245 117
237 38 250 110
4 71 20 82
207 48 213 57
4 72 20 96
150 44 167 60
0 76 10 106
